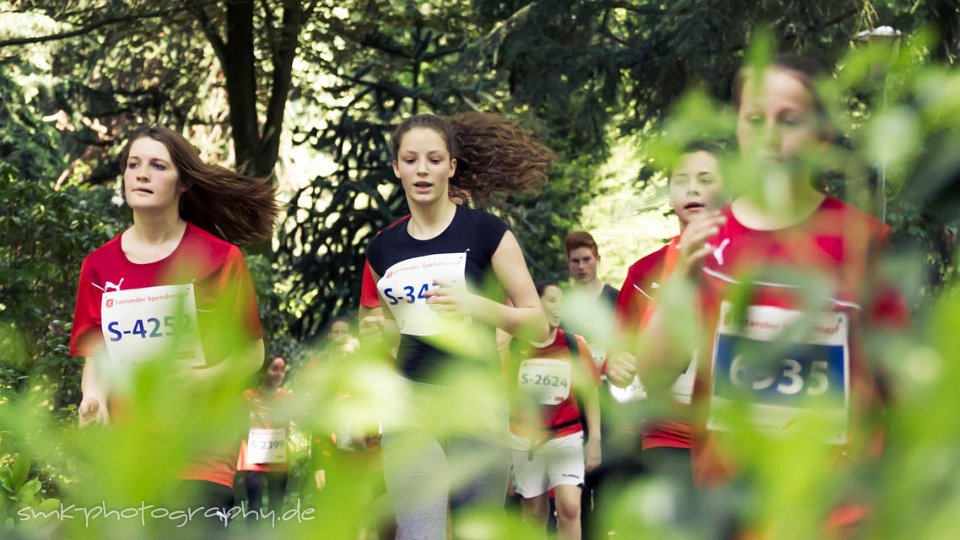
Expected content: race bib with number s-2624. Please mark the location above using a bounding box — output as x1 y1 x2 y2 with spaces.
519 358 571 405
246 427 287 464
377 253 467 336
101 284 205 367
707 302 849 444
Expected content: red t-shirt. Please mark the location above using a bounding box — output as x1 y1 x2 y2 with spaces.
237 387 293 472
69 222 263 488
615 243 669 333
359 215 412 309
508 329 601 439
614 241 695 450
676 198 909 484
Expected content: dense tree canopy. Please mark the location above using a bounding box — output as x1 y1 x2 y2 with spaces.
1 0 958 387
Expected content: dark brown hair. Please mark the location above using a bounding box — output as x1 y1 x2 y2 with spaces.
534 280 561 298
119 126 279 246
391 112 555 205
563 230 599 258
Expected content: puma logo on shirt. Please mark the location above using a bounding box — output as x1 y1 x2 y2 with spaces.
92 278 125 293
712 239 731 266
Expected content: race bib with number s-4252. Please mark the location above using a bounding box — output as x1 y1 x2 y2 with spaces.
246 427 287 464
101 284 205 367
707 302 849 444
377 253 467 336
519 358 571 405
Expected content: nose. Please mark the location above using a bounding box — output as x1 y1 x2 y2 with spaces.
416 158 429 175
763 120 782 153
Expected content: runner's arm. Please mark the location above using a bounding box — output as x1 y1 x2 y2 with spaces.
475 231 549 340
79 354 110 427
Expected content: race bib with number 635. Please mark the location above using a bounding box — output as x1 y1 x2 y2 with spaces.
707 302 850 444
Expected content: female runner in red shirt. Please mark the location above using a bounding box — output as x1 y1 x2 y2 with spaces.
70 126 278 524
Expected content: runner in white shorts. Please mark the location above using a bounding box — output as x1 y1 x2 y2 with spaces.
508 281 602 540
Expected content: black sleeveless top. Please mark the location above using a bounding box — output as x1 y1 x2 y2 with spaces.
366 205 510 382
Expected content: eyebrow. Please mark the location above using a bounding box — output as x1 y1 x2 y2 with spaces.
127 155 172 164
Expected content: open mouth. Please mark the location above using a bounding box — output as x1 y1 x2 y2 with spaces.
684 202 705 210
131 188 154 194
413 181 432 189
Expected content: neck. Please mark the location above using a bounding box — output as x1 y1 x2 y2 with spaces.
574 279 604 298
130 207 187 244
731 175 825 231
408 198 458 239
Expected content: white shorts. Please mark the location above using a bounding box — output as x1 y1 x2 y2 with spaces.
510 432 584 498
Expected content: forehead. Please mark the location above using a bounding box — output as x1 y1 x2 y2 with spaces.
270 357 286 367
673 151 719 176
398 127 449 153
128 137 173 161
541 285 563 298
568 246 595 259
739 67 815 112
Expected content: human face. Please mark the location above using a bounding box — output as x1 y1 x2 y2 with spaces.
736 67 828 166
330 320 350 344
539 285 563 330
264 357 287 388
567 246 599 285
392 127 456 206
123 137 183 212
669 150 725 226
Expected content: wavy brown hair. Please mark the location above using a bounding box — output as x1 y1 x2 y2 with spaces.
391 112 555 205
119 126 279 246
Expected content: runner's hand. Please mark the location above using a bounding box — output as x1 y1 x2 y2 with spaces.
676 210 726 277
585 437 602 473
78 395 110 428
424 279 479 318
606 351 637 388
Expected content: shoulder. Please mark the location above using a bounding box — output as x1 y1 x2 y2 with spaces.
459 207 509 230
183 223 240 261
81 233 124 269
820 197 889 238
601 283 619 303
369 215 411 249
629 243 670 272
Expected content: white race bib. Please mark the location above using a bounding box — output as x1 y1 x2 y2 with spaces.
377 253 467 336
101 284 205 367
707 302 849 444
519 358 571 405
246 427 287 464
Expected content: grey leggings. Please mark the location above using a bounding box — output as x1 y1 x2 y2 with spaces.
382 428 510 540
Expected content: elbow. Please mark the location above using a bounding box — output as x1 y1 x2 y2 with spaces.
533 312 550 342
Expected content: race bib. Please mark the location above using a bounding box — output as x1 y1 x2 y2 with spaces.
707 302 849 444
519 358 571 405
246 427 287 464
377 253 467 336
101 284 205 367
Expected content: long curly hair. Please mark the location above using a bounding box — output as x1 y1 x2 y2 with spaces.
119 126 279 246
391 112 555 205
